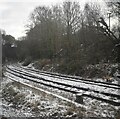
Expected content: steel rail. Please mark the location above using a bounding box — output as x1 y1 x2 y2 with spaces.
7 67 120 99
20 66 120 88
6 67 120 106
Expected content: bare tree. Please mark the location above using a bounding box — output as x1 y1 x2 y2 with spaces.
84 2 102 28
62 1 81 37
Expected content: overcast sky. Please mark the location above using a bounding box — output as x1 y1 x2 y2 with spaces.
0 0 107 39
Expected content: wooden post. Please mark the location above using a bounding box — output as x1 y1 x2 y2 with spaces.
75 93 83 104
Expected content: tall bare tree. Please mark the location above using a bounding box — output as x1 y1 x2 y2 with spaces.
62 1 81 36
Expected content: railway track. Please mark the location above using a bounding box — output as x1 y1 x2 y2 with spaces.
7 67 120 98
19 65 120 88
5 65 120 106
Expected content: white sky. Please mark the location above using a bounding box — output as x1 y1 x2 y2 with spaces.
0 0 108 39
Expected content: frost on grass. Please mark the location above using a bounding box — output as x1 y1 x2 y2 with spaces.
1 78 84 118
1 76 120 118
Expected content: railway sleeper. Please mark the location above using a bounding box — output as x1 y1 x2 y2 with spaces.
20 67 120 90
5 71 120 107
6 67 120 100
20 66 120 87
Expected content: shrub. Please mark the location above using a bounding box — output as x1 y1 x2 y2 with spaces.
22 57 32 66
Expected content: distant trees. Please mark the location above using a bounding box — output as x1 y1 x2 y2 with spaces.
62 1 81 38
84 3 102 27
3 0 119 72
2 34 17 63
26 5 64 59
21 0 118 63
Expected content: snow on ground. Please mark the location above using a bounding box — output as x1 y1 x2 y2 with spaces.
1 77 85 118
4 73 120 117
8 65 120 99
1 64 120 118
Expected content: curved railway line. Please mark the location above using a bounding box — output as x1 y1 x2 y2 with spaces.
19 65 120 88
7 67 120 98
5 65 120 106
